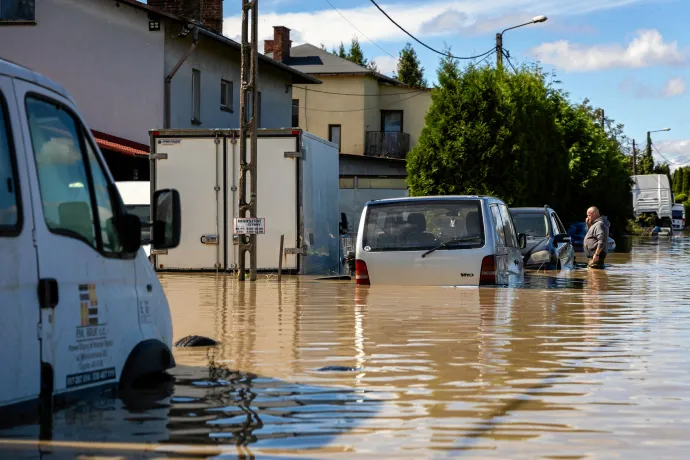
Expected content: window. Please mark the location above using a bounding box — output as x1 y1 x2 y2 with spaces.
84 141 122 253
499 204 518 248
26 96 122 253
126 204 151 242
551 212 566 235
490 205 505 246
0 0 35 23
192 69 201 123
362 200 484 252
512 213 549 237
356 177 408 189
220 79 233 112
339 177 355 189
381 110 403 132
291 99 299 127
0 92 21 233
328 124 341 152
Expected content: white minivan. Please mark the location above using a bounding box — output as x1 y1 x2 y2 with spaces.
355 196 526 286
0 58 181 412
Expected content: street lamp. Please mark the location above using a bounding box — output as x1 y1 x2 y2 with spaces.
633 128 671 176
496 15 548 67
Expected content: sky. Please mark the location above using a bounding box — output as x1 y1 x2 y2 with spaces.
213 0 688 169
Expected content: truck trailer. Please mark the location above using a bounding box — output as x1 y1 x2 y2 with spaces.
149 129 340 275
631 174 674 228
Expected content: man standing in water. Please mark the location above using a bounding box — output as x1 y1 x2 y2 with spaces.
584 206 610 269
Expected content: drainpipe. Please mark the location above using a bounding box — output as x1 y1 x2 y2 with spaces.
164 26 199 129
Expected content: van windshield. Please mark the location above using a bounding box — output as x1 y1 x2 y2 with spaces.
362 200 484 252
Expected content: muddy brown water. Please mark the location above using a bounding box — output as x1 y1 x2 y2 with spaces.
2 236 690 459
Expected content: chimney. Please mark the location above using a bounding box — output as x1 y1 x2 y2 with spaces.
148 0 223 35
263 26 291 63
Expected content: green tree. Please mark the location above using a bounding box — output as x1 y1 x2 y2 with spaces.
333 37 379 71
673 168 683 193
393 43 427 87
332 42 347 59
684 168 690 194
407 56 633 231
637 142 655 175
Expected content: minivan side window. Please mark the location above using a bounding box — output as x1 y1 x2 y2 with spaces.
26 96 122 253
0 92 21 234
499 205 518 248
490 205 506 246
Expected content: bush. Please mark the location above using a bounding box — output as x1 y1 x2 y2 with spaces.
675 193 688 204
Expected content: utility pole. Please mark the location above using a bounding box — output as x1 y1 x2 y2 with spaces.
238 0 258 281
646 131 653 167
632 138 637 176
495 33 503 67
601 109 605 129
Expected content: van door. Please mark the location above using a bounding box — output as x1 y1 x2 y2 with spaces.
498 204 524 283
15 84 142 396
0 77 41 408
488 205 509 285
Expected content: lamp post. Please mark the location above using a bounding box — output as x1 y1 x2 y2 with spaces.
496 15 547 67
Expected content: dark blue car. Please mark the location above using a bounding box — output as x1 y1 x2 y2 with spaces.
510 206 575 270
567 222 616 252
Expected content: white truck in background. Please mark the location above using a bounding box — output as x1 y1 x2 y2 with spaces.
149 128 340 275
631 174 674 229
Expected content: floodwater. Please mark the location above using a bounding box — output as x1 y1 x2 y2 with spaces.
2 236 690 459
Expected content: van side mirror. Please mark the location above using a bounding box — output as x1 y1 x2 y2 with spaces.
120 213 142 253
518 233 527 249
553 233 571 245
152 189 181 250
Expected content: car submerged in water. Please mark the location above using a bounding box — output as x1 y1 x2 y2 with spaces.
510 206 575 270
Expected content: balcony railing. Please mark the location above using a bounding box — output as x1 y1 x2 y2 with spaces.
365 131 411 159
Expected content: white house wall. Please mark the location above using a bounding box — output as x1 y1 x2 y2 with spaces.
0 0 165 145
165 32 294 130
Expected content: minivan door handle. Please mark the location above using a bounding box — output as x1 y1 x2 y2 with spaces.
38 279 59 309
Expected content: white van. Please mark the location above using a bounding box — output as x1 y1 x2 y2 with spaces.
116 181 152 260
672 203 685 230
355 196 526 286
0 58 181 412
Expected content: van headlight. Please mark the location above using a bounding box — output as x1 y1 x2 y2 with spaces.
528 250 551 264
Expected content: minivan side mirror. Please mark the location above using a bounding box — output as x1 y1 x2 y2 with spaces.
152 189 181 250
553 233 571 245
518 233 527 249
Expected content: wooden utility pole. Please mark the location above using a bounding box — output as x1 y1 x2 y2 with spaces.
632 139 637 176
238 0 258 281
495 33 503 68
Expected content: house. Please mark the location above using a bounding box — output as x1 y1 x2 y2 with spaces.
0 0 319 181
263 26 432 232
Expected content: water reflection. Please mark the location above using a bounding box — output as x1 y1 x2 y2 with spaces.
2 237 690 458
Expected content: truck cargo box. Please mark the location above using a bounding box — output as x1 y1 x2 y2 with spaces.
149 129 339 275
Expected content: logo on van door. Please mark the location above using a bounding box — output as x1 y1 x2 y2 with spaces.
461 273 475 277
79 284 99 326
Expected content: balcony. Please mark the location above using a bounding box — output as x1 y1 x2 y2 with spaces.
365 131 411 159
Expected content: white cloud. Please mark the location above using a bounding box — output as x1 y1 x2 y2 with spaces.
530 29 686 72
371 55 398 75
223 0 647 49
620 76 687 98
655 140 690 169
662 77 686 97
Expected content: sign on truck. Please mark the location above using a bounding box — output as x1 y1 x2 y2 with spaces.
234 217 266 234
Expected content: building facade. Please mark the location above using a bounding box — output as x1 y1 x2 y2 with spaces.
0 0 319 180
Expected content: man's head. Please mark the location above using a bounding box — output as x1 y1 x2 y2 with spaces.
586 206 600 226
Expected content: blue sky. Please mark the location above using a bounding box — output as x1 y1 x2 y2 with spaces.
218 0 689 167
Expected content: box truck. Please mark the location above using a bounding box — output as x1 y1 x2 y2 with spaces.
631 174 674 228
149 129 340 275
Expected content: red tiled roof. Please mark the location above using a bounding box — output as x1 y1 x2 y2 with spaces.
91 130 149 157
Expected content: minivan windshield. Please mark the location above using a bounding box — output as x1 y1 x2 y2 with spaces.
362 200 484 252
512 213 549 238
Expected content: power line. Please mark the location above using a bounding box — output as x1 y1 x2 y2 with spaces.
293 85 427 96
301 91 424 112
651 142 673 165
324 0 397 60
368 0 496 60
475 47 497 67
501 49 518 74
